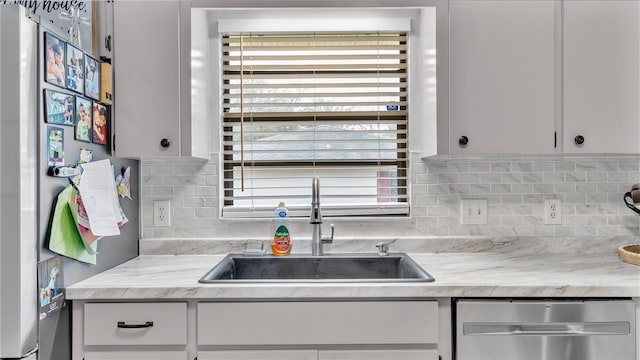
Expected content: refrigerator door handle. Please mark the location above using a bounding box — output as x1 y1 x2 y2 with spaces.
116 321 154 329
463 322 630 336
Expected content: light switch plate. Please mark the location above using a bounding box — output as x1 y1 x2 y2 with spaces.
461 199 488 225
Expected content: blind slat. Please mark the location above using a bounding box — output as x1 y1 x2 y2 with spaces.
223 92 407 99
223 34 407 43
224 45 407 51
223 63 407 71
223 110 407 119
224 54 407 62
223 82 408 89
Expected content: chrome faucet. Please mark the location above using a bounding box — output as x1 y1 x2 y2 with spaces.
310 177 334 256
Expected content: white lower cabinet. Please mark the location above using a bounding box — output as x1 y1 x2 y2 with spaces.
198 350 318 360
84 351 188 360
319 350 439 360
198 350 438 360
74 300 446 360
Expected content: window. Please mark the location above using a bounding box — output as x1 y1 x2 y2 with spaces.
221 32 408 218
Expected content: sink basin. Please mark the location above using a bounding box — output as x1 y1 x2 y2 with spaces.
198 253 435 283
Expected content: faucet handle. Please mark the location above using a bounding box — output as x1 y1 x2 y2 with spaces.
322 224 335 244
375 239 396 256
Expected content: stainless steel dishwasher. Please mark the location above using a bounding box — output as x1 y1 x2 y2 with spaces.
455 299 636 360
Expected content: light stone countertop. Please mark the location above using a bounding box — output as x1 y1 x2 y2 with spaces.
66 252 640 300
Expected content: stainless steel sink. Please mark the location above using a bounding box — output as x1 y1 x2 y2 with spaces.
198 253 435 283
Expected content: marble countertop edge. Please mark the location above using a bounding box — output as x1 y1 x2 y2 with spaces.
66 253 640 300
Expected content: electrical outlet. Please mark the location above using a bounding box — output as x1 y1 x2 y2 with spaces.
544 199 562 225
461 199 488 225
153 200 171 227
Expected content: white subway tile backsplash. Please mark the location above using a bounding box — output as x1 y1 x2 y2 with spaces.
428 184 449 195
142 175 163 186
139 153 639 242
608 172 629 183
502 173 523 184
512 162 533 172
470 163 491 172
619 161 640 171
565 172 586 183
183 197 206 207
479 173 501 183
597 161 619 172
450 184 470 194
533 162 554 172
447 163 470 173
491 162 511 172
469 184 491 193
501 194 523 204
544 172 565 183
565 193 586 204
512 184 533 194
438 174 459 183
575 161 598 172
491 184 512 193
554 162 576 172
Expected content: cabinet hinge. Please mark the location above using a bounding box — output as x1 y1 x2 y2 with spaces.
105 35 112 52
554 131 557 148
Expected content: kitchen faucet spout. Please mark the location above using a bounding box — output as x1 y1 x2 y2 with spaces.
310 177 334 256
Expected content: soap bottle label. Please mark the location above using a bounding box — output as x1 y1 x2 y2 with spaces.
273 225 291 253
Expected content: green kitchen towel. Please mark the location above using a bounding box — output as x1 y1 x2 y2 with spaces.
49 185 97 264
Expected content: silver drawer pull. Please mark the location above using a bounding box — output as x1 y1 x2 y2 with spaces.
464 322 630 336
117 321 154 329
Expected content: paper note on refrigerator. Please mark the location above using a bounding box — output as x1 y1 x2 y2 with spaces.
49 185 97 264
79 159 120 236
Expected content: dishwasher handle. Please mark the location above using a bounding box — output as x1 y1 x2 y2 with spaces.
464 322 630 336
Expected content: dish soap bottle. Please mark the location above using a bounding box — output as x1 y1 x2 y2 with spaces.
271 202 292 256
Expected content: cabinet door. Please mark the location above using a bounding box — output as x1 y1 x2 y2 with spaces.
198 350 317 360
563 0 640 154
319 350 438 360
84 351 188 360
113 0 180 157
449 0 556 154
198 301 438 346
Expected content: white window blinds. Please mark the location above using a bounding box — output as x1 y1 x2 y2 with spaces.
222 32 409 218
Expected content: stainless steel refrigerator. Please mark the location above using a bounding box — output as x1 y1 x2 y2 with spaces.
0 5 139 359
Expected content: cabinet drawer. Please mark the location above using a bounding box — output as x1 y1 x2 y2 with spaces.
198 301 438 346
84 351 188 360
84 302 187 346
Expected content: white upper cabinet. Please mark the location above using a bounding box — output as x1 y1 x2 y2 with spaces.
562 0 640 154
113 1 209 159
449 0 557 155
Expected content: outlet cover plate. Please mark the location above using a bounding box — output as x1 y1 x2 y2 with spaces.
153 200 171 227
461 199 488 225
544 199 562 225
